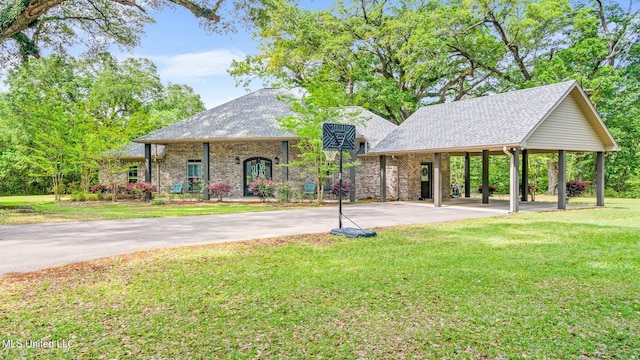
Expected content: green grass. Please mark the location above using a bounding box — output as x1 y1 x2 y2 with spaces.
1 199 639 358
0 195 296 225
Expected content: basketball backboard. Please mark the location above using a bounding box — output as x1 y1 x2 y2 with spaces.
322 123 356 151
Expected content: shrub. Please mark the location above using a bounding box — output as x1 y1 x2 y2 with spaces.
208 182 232 201
128 182 156 200
70 191 88 202
89 184 109 194
330 180 353 198
276 181 296 202
566 180 588 198
150 198 165 205
88 183 156 200
248 176 277 201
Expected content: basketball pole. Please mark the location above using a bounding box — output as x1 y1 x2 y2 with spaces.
338 141 343 229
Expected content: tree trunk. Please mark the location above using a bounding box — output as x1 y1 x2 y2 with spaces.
52 173 63 201
547 161 558 195
316 176 324 204
111 182 118 203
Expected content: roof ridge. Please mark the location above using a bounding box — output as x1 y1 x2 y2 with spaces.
419 81 577 110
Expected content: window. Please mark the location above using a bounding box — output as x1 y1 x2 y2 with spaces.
128 165 138 183
187 159 202 191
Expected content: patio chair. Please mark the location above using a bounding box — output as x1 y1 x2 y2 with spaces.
171 183 184 194
303 183 316 201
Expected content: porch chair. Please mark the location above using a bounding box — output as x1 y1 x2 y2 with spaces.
303 183 317 201
171 183 184 194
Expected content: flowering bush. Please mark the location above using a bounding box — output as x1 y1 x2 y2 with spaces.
330 180 353 198
90 184 109 194
128 182 156 200
208 181 232 201
566 180 588 198
248 176 277 201
88 182 156 200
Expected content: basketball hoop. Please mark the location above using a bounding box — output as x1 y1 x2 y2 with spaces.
323 150 339 162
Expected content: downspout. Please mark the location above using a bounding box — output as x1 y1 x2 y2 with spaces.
502 146 512 159
503 146 518 213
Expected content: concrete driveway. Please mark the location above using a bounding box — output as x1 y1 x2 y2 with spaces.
0 202 508 276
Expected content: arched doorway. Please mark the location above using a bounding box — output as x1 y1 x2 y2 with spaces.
243 157 273 196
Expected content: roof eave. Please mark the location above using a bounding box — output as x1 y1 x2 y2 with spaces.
134 136 299 144
368 143 523 156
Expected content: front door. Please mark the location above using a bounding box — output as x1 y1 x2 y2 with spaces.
420 162 433 199
243 157 273 196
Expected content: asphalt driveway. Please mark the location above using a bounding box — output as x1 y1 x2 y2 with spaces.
0 202 508 276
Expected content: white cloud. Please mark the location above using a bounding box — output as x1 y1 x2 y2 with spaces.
151 49 246 81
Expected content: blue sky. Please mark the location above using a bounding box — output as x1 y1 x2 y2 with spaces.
121 7 259 109
121 0 329 108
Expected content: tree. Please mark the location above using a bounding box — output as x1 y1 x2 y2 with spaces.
0 0 233 67
0 54 205 196
278 95 357 203
234 0 640 194
2 56 87 200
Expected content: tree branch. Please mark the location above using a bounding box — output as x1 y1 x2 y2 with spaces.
169 0 224 22
1 0 224 44
484 10 531 81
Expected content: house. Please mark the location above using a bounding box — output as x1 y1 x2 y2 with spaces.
119 81 618 212
104 142 165 184
130 88 399 200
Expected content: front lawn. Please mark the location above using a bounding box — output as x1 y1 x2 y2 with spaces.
0 195 298 225
1 199 638 358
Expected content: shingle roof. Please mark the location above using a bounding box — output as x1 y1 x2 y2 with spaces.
136 88 298 143
341 107 398 148
135 89 398 147
370 81 587 154
111 142 165 159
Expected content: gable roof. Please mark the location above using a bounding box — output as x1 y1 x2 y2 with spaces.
136 88 299 144
370 81 619 154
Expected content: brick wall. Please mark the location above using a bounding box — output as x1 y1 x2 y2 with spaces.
102 142 449 201
398 153 451 201
158 141 312 198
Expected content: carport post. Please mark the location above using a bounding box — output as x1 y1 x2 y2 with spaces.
144 143 152 183
482 150 489 204
464 152 471 198
203 142 210 200
380 155 386 202
558 150 567 210
521 149 528 202
434 153 442 207
596 151 605 206
509 148 520 213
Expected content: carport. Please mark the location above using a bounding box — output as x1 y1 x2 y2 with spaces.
369 81 619 213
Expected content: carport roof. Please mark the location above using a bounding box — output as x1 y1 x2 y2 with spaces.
369 81 619 154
